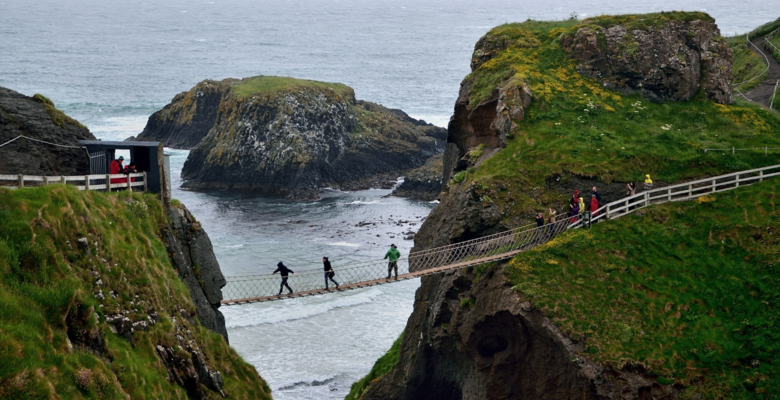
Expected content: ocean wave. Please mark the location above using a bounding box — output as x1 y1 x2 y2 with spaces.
328 242 360 247
223 287 384 328
347 200 380 205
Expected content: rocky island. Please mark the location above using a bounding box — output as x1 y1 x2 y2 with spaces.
350 12 780 399
136 76 447 199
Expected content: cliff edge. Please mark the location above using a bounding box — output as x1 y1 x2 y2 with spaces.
0 187 270 400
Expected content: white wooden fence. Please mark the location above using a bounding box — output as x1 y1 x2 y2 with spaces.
0 172 147 192
589 164 780 223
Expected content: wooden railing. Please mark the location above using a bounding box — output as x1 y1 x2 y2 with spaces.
0 172 147 192
590 164 780 223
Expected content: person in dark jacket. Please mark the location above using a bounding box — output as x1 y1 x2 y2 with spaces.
272 261 295 295
323 257 339 289
592 186 602 204
535 212 545 242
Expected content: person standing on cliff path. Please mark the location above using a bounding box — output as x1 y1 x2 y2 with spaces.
644 175 653 191
272 261 295 295
548 207 557 238
592 186 602 204
323 257 339 289
535 212 545 242
384 244 401 280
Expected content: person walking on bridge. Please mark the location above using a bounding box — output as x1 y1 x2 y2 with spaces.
384 244 401 280
273 261 295 295
323 257 339 289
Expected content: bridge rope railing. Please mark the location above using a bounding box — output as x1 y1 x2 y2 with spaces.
221 164 780 304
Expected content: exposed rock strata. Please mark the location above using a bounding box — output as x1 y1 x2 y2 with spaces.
392 153 444 201
362 263 678 400
0 86 95 175
561 18 733 104
162 205 229 343
138 77 446 199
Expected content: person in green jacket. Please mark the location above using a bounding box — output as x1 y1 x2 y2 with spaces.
384 244 401 280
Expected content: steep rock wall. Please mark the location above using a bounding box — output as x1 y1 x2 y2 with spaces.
362 263 676 400
162 206 229 343
136 79 230 149
392 153 444 201
0 87 95 175
561 18 733 104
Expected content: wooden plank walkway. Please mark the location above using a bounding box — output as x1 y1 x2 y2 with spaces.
221 250 522 305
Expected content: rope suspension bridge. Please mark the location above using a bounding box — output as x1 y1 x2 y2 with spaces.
221 164 780 306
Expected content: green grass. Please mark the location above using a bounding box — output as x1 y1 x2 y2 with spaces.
230 75 354 100
728 35 768 91
573 11 713 32
505 179 780 397
0 186 271 399
345 333 404 400
769 35 780 64
748 17 780 41
455 17 780 222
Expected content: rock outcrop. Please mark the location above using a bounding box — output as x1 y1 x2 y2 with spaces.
162 205 229 343
361 263 679 400
138 76 446 199
0 87 95 175
561 15 733 104
392 154 444 201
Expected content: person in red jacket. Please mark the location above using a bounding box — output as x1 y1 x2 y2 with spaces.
109 156 127 185
589 196 600 220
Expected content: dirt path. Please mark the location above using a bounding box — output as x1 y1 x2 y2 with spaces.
740 36 780 108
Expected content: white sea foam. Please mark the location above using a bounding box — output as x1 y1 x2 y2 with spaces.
347 200 380 205
328 242 360 247
223 287 384 328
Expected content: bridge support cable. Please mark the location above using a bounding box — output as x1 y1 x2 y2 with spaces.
221 164 780 305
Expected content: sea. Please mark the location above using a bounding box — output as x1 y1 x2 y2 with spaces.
1 0 775 398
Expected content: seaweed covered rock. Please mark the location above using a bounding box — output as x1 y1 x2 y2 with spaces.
0 86 95 175
561 13 733 104
140 76 446 199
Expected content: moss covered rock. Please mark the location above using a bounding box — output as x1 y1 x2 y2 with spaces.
138 76 446 199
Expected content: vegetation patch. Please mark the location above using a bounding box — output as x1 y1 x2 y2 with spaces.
0 185 271 399
458 17 780 224
505 180 780 397
32 94 87 129
345 333 404 400
230 75 353 100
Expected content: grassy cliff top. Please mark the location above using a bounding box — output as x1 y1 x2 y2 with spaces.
456 15 780 221
505 179 780 397
230 75 354 100
0 186 270 399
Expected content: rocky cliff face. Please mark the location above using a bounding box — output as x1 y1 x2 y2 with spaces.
162 205 229 343
136 80 230 149
392 153 444 201
561 16 733 104
0 87 95 175
140 76 446 199
362 263 678 400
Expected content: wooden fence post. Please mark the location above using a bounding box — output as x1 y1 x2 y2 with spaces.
143 172 148 192
106 174 110 191
17 174 23 188
61 176 65 185
760 170 764 182
85 175 90 191
127 176 132 192
44 176 49 186
736 174 740 188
